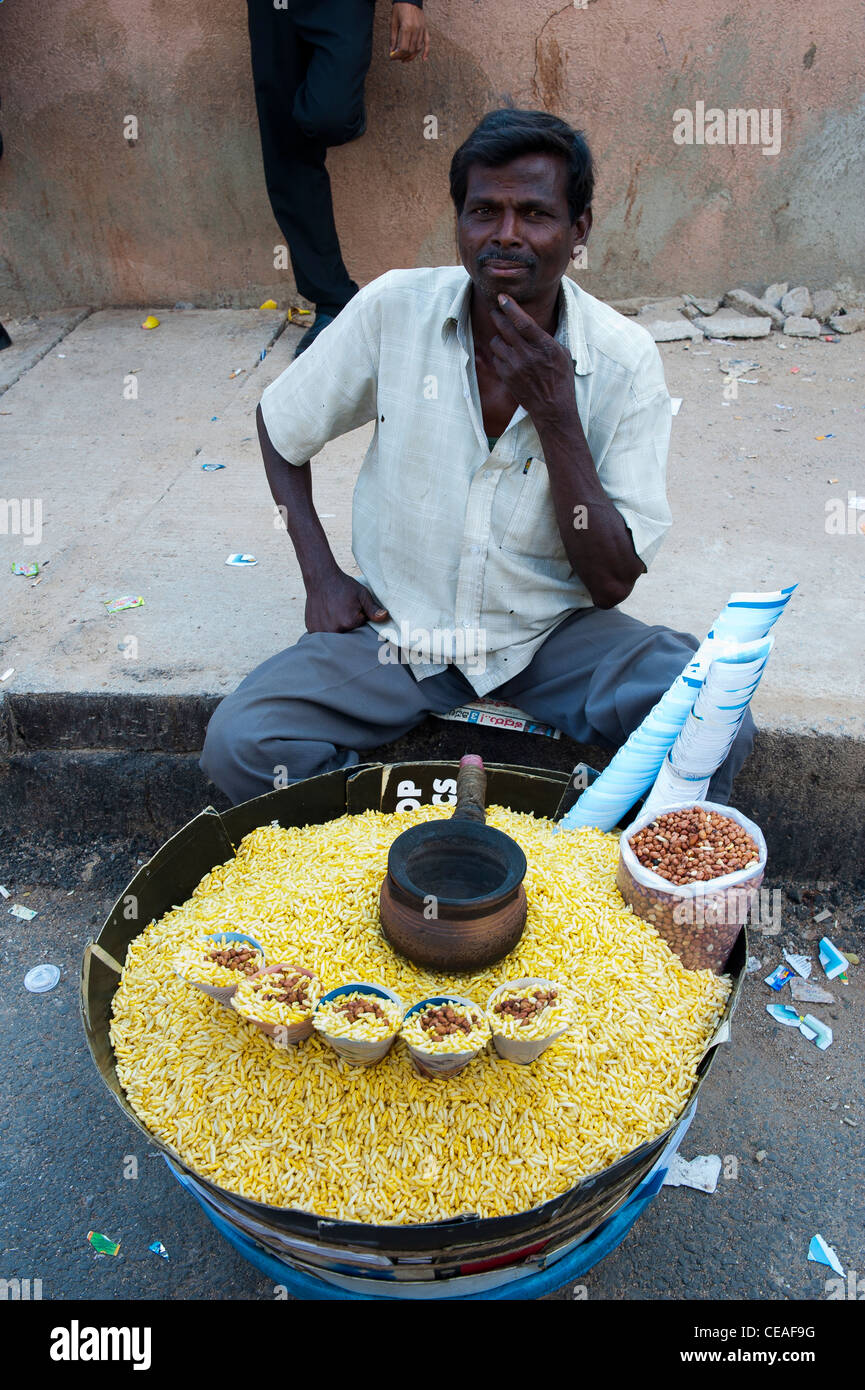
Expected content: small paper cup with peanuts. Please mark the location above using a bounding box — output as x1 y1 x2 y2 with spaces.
401 995 491 1079
231 963 322 1043
486 977 572 1064
313 983 404 1065
172 931 265 1004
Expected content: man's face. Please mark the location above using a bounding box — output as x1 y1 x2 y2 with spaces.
457 153 590 308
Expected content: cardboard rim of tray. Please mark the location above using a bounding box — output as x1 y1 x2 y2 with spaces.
80 761 745 1260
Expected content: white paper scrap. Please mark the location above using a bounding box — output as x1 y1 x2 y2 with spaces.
782 950 812 979
663 1153 722 1194
790 978 834 1005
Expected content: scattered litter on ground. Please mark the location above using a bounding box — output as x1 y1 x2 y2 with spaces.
225 553 258 566
259 300 278 310
211 416 218 421
813 908 833 923
819 937 849 980
790 978 834 1005
287 307 312 323
815 434 835 440
201 462 225 471
774 403 793 410
782 950 812 979
808 1234 844 1276
845 952 860 965
766 1004 833 1050
24 964 60 993
317 513 336 519
0 885 9 898
765 964 794 991
746 955 762 973
828 477 839 483
755 1150 768 1163
141 316 160 330
104 595 144 613
9 903 37 920
11 561 39 577
0 669 14 683
87 1231 121 1257
228 368 245 379
719 357 760 377
663 1153 722 1194
148 1241 169 1259
259 349 267 361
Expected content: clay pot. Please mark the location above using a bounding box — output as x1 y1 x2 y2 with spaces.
379 756 527 971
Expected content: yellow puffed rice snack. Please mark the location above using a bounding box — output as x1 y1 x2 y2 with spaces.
109 804 732 1225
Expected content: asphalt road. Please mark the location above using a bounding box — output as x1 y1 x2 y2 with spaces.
1 863 862 1302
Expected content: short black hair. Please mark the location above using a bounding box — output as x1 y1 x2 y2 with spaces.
449 109 594 224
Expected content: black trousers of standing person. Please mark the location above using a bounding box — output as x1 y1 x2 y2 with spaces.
246 0 377 316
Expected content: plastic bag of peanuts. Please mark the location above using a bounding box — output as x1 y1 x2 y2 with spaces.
616 801 767 973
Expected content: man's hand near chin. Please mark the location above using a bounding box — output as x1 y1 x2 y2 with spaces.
390 3 430 62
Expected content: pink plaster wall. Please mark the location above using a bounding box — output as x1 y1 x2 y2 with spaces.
0 1 863 314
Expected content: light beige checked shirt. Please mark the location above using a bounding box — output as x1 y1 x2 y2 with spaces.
260 265 673 696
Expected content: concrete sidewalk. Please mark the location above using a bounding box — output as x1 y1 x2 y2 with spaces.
1 303 862 731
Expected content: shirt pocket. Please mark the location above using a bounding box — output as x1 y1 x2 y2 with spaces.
498 456 568 563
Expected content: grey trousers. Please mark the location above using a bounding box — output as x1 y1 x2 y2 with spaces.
201 607 756 806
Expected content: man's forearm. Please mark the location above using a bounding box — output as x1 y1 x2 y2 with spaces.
535 404 645 609
256 404 339 585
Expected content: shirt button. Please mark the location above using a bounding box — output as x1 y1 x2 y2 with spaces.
470 544 480 555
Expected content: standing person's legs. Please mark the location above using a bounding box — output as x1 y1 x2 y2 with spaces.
291 0 376 151
201 624 476 805
246 0 374 315
494 608 756 805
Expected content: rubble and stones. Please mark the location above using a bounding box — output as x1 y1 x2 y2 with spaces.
622 280 862 344
780 286 814 318
692 309 773 339
783 315 821 337
724 288 785 329
829 309 865 334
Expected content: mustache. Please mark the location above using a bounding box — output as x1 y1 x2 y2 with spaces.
477 250 536 270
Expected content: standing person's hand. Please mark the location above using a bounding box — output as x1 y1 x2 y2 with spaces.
390 3 430 62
